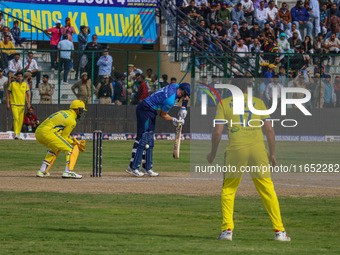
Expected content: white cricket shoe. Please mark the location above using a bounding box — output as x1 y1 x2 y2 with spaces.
218 229 233 241
62 171 82 179
126 167 145 177
141 168 159 177
36 171 50 177
275 231 291 242
14 134 22 140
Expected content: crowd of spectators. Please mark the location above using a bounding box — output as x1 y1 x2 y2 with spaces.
176 0 340 67
176 0 340 107
1 3 339 108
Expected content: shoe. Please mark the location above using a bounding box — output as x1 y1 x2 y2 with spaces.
275 231 291 242
126 166 144 177
218 229 233 241
62 171 82 179
14 134 22 140
141 168 159 177
36 171 50 177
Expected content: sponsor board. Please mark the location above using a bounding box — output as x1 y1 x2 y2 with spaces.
325 136 340 142
0 133 338 142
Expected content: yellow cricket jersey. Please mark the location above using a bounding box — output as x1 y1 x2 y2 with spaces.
8 81 29 106
37 110 77 144
215 94 270 150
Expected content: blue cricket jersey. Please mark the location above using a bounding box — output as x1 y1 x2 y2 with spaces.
145 83 179 112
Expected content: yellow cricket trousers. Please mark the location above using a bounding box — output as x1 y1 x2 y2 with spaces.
12 105 25 136
35 128 74 166
221 143 285 232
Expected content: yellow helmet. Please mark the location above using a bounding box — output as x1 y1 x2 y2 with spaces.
69 100 87 111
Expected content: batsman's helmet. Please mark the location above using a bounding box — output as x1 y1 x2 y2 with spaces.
179 83 191 98
70 100 87 111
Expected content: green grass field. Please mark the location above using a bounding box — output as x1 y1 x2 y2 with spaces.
2 140 339 173
0 193 339 254
1 140 340 254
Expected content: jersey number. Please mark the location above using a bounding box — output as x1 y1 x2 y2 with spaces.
239 110 252 127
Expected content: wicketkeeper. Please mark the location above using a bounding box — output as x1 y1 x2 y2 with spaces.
35 100 86 179
126 83 190 177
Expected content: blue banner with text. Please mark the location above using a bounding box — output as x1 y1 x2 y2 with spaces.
1 1 157 44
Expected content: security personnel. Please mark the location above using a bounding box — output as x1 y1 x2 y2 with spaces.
38 74 54 104
35 100 86 179
6 72 31 139
71 72 92 104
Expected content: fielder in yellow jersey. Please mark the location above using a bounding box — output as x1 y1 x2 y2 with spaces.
35 100 87 179
6 72 31 139
206 80 291 242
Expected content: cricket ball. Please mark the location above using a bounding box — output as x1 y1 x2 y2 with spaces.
145 144 149 149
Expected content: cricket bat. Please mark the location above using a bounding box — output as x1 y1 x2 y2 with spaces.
173 123 182 159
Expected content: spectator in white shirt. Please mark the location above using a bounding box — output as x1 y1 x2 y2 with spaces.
8 54 23 74
265 75 283 107
234 39 249 57
285 23 302 40
0 68 8 104
266 1 279 27
255 1 267 29
241 0 254 25
24 52 41 88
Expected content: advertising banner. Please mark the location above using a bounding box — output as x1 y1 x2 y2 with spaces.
1 0 159 8
1 1 157 44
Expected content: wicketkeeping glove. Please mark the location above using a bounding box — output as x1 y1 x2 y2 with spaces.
178 106 187 119
72 138 86 152
173 118 185 126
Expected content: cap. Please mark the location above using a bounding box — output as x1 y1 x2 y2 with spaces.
293 31 298 34
268 64 276 68
103 74 109 78
128 64 134 67
335 76 340 79
81 72 88 77
56 20 61 24
70 100 87 111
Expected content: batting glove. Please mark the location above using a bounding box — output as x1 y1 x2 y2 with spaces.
173 118 185 126
178 107 187 119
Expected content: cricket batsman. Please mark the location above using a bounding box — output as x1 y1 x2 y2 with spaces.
206 79 291 242
35 100 86 179
126 83 190 177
